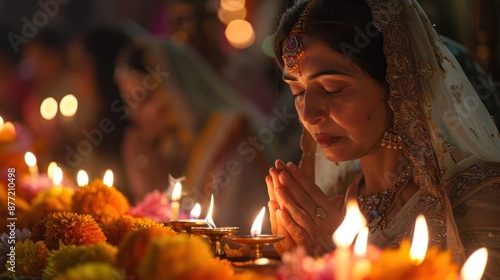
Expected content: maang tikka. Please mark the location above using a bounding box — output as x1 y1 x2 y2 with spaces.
282 0 316 75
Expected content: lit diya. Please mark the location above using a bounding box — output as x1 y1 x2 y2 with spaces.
226 207 284 259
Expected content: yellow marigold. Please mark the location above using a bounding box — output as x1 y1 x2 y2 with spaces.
130 217 172 231
32 211 106 251
54 262 124 280
117 227 176 279
369 240 459 280
138 235 237 280
72 179 129 223
43 243 117 280
4 239 49 278
29 187 74 227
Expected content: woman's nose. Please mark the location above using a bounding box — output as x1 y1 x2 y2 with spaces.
300 91 328 126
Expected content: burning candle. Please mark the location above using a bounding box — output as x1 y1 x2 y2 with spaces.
205 194 215 227
352 226 372 280
103 169 114 187
332 200 366 280
24 152 39 177
77 170 89 187
409 214 428 265
47 162 58 180
460 247 488 280
251 207 266 237
0 121 16 142
170 181 182 221
190 203 201 219
52 167 63 187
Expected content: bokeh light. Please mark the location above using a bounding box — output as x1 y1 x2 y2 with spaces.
218 7 247 25
40 97 58 120
261 35 275 57
220 0 245 12
60 94 78 117
225 19 255 49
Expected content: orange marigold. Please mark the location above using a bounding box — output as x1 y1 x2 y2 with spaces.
369 240 459 280
138 235 237 280
29 187 74 227
131 217 172 231
32 211 106 251
100 215 149 246
72 179 129 223
117 227 176 279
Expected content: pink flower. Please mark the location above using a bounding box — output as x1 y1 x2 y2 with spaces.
127 190 173 222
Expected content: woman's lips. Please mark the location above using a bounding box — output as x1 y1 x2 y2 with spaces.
314 135 341 147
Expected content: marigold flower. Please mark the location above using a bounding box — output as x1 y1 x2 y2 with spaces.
54 262 124 280
131 217 171 231
138 235 237 280
0 228 31 274
72 179 129 223
4 239 49 278
29 187 74 226
369 240 459 280
117 227 176 279
31 211 106 251
100 215 151 246
43 243 117 279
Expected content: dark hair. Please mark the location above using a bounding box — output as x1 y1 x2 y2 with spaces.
273 0 387 85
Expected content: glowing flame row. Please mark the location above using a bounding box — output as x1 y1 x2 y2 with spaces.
333 201 488 279
40 94 78 120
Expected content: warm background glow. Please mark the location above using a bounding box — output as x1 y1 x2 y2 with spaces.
225 19 255 49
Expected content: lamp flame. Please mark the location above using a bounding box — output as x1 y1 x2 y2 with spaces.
103 169 113 187
333 200 366 249
47 162 58 180
52 167 63 186
205 194 216 228
460 248 488 280
24 152 37 167
190 203 201 219
0 116 4 132
77 170 89 187
251 207 266 237
354 226 369 257
409 214 428 265
171 181 182 201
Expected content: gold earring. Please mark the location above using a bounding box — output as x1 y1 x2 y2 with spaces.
381 130 403 149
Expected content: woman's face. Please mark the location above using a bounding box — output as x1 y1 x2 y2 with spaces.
283 37 390 162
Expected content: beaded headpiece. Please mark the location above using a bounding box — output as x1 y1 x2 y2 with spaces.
282 0 316 74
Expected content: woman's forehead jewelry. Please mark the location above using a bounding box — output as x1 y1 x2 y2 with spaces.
282 0 316 75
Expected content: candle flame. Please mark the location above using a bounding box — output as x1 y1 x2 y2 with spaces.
251 206 266 237
409 214 428 265
24 152 37 167
460 248 488 280
47 162 58 180
190 203 201 219
77 170 89 187
52 167 63 186
333 200 366 249
205 194 216 228
354 226 369 257
103 169 114 187
0 116 4 132
40 97 58 120
60 94 78 117
171 181 182 201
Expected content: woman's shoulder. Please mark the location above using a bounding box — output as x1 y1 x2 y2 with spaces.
445 161 500 205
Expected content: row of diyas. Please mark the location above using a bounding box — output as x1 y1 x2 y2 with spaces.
167 186 284 260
